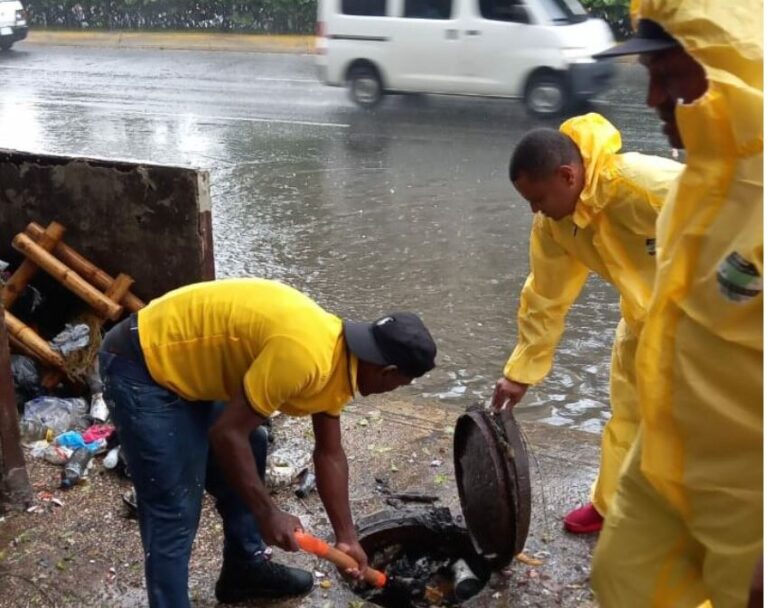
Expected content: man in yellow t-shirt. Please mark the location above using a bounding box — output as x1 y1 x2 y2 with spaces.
98 278 437 608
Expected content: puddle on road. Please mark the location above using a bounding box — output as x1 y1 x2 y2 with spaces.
209 132 620 433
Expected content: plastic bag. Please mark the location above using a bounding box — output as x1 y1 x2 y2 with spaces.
44 444 74 465
14 284 43 318
29 440 50 459
266 445 311 489
89 393 109 423
50 323 90 356
11 355 39 392
82 424 114 444
55 430 108 454
23 396 89 435
85 359 103 395
11 355 41 405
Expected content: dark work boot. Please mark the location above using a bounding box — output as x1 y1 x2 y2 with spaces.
215 556 314 603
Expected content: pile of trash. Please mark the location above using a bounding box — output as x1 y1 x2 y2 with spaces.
265 427 317 499
13 350 127 490
1 220 144 494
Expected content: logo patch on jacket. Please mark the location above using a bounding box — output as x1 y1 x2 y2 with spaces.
645 239 656 256
717 252 762 303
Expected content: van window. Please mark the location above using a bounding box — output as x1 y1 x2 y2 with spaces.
538 0 588 24
403 0 453 19
478 0 531 23
342 0 387 16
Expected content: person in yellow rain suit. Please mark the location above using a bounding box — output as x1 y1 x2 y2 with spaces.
492 113 683 533
591 0 763 606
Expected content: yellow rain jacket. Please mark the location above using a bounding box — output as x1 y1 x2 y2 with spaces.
504 113 682 514
592 1 763 606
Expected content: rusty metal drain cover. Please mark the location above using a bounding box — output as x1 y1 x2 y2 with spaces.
453 406 531 569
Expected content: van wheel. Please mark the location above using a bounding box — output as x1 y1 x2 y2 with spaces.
0 41 13 52
348 65 383 109
524 73 570 117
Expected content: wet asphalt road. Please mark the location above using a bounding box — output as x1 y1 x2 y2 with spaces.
0 44 673 430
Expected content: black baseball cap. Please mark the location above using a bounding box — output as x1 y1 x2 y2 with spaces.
594 18 681 59
343 312 437 378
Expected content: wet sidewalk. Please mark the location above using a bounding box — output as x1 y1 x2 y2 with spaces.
0 396 599 607
25 31 315 53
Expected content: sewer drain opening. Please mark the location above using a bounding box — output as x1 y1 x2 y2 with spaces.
352 514 490 608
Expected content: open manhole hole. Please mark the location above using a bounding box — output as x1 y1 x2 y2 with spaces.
351 407 531 607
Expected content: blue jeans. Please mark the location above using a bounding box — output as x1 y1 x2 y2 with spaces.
99 351 268 608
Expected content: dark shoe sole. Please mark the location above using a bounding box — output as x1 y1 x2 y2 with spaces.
215 581 314 604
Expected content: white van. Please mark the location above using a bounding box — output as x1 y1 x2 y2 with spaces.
0 0 28 51
315 0 616 116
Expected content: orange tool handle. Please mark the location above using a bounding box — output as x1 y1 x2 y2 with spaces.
294 530 387 588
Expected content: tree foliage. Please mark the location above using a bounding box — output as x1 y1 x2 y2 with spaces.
25 0 631 38
25 0 317 32
580 0 631 39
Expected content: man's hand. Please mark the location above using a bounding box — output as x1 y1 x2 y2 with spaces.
335 539 369 581
261 507 303 552
491 377 529 410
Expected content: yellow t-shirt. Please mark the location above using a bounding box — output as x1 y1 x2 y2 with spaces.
137 278 357 417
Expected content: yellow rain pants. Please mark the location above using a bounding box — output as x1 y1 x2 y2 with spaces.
504 114 682 515
592 319 639 516
592 1 763 606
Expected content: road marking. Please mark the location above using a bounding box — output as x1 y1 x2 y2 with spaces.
6 96 350 128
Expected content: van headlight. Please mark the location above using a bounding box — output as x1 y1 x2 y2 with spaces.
15 9 27 25
562 47 594 63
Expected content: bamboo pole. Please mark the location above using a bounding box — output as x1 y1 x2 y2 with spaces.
26 222 145 312
8 333 36 360
105 273 135 303
2 222 66 310
4 311 66 370
12 233 123 321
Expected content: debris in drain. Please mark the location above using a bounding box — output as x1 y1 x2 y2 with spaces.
359 549 483 607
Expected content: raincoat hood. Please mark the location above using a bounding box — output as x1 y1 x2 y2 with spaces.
559 113 622 227
631 0 763 155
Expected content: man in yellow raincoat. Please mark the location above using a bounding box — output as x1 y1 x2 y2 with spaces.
591 1 763 606
492 113 682 533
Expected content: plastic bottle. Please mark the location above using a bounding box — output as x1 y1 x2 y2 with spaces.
89 393 109 423
61 447 92 489
451 559 482 601
103 446 120 469
19 419 53 443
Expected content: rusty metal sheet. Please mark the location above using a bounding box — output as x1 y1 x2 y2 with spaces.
453 406 531 568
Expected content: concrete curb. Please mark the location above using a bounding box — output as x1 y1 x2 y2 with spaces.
25 30 315 54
